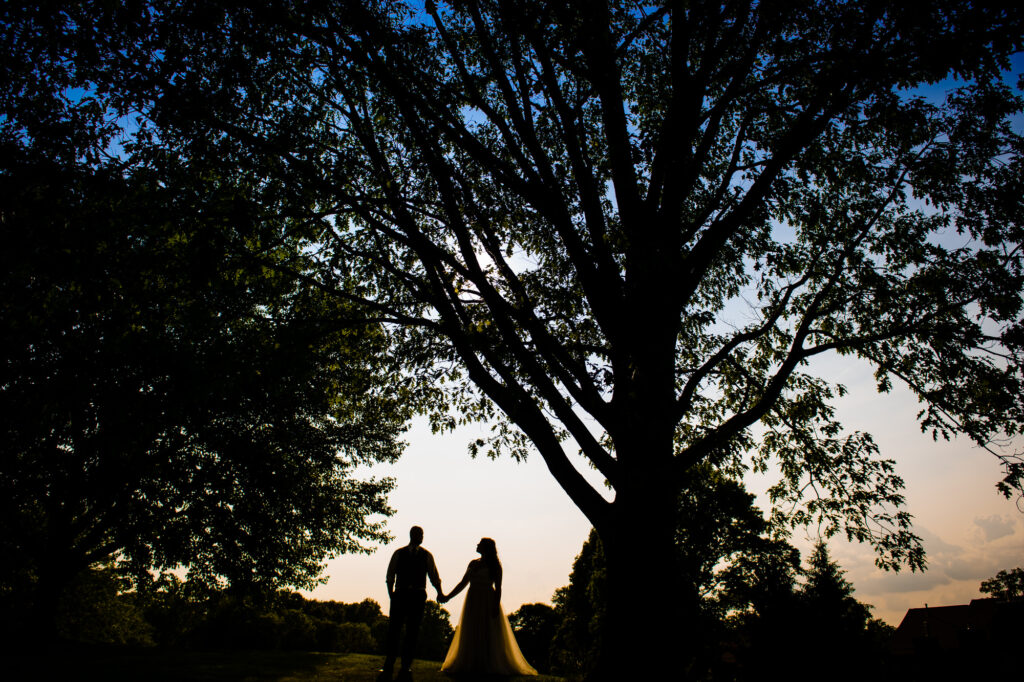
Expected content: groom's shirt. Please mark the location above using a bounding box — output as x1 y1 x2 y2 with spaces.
387 544 441 593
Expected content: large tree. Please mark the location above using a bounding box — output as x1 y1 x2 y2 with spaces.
0 13 406 642
45 1 1024 677
551 472 800 678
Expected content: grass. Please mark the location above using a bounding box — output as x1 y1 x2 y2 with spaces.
13 649 566 682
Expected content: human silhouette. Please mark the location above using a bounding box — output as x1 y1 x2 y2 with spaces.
439 538 537 676
379 526 443 682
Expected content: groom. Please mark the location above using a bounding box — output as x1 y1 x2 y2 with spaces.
378 525 444 682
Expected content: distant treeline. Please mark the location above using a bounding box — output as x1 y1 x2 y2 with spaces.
0 567 453 661
0 563 558 671
0 538 893 680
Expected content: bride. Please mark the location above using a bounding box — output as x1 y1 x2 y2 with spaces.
438 538 537 677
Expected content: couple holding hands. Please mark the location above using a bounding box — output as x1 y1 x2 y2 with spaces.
378 526 537 681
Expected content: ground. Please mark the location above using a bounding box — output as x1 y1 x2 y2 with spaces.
12 649 564 681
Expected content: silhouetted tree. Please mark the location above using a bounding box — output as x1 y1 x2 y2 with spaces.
0 12 406 645
723 542 893 681
801 542 871 623
553 474 800 678
133 574 211 647
509 603 560 674
52 565 154 647
116 586 393 653
980 567 1024 600
792 542 889 680
551 531 607 678
412 601 456 661
18 2 1024 677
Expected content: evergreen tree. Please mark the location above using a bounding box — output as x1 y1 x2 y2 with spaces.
793 542 891 681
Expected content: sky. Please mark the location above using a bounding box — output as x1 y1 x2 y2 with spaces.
308 352 1023 627
305 53 1024 630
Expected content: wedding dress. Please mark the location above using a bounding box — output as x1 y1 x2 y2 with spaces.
440 559 537 676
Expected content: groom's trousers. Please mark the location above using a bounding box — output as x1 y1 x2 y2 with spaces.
384 587 427 670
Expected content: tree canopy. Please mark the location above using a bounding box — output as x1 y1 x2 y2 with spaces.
17 1 1024 677
0 8 408 640
980 566 1024 600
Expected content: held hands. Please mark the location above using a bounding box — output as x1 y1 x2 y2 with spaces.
437 592 449 604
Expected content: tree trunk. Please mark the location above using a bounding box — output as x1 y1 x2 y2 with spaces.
28 562 74 651
592 480 701 681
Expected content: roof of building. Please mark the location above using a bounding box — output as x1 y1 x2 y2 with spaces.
892 598 1024 656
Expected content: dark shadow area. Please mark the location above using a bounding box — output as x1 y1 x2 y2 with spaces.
9 648 558 682
10 647 336 682
0 574 453 674
890 598 1024 680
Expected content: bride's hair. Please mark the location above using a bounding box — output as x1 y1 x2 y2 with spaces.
478 537 500 575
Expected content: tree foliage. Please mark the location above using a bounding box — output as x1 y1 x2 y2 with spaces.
0 5 407 639
550 530 606 677
51 565 155 647
979 566 1024 600
507 602 559 674
789 543 893 680
18 1 1024 677
84 0 1024 555
553 532 894 681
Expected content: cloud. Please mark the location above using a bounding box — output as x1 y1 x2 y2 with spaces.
916 526 964 559
860 569 951 594
947 556 1001 582
859 523 1021 595
854 526 977 595
973 515 1016 543
985 541 1024 572
829 521 1022 615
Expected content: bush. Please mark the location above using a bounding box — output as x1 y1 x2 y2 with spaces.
334 622 377 653
191 598 283 650
370 615 390 653
56 567 154 647
509 603 559 673
307 619 376 653
280 609 317 650
417 601 455 661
